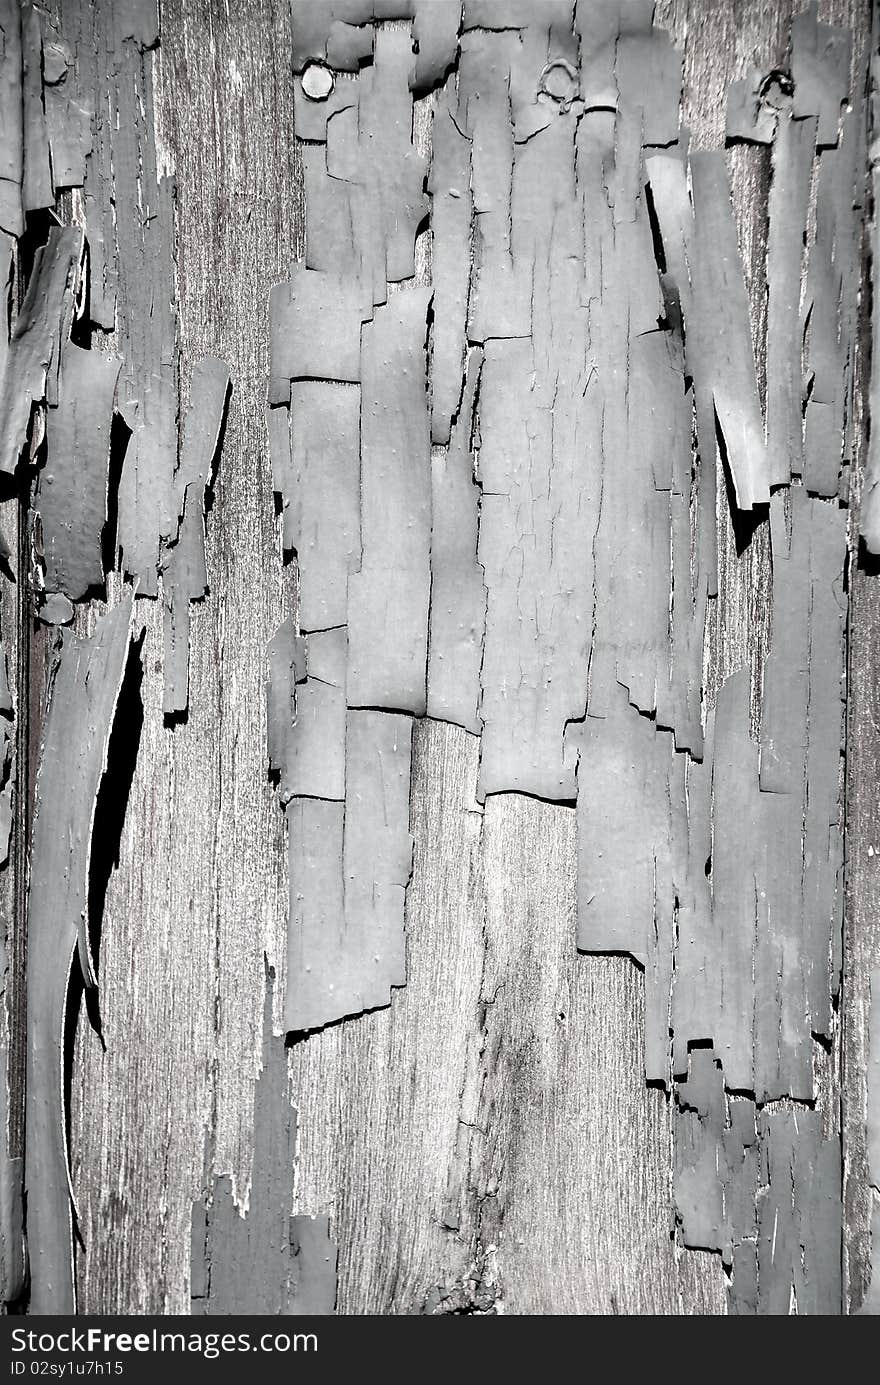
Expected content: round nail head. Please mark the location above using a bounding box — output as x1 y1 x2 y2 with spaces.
301 62 334 102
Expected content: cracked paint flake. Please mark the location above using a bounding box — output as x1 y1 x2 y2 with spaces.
25 594 134 1314
269 268 368 398
268 621 345 805
802 67 864 500
80 0 180 594
791 1 851 148
281 710 413 1035
673 1049 758 1269
766 109 816 487
672 1048 842 1314
288 383 361 630
0 0 23 237
428 86 472 448
0 225 83 477
427 349 485 736
162 356 231 716
36 345 122 608
347 287 432 714
756 1108 841 1315
191 972 337 1315
688 151 770 512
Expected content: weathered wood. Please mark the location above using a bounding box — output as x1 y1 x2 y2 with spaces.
291 720 726 1314
70 0 296 1313
25 0 869 1318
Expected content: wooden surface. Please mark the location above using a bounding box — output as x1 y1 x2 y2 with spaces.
57 0 878 1315
70 0 297 1313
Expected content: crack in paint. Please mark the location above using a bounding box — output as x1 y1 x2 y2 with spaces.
275 0 868 1315
0 0 869 1320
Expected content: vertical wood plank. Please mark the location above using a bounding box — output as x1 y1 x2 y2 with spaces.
55 0 877 1316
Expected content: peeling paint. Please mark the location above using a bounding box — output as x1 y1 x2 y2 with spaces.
0 0 236 1313
36 346 121 607
276 0 869 1315
0 613 22 1304
281 711 413 1034
0 0 871 1321
0 226 83 478
25 595 135 1314
862 52 880 553
191 972 337 1315
162 357 231 717
857 970 880 1313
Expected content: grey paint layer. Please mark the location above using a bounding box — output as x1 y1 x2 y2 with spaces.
192 975 336 1315
276 0 866 1315
162 356 231 716
347 289 432 714
283 712 412 1034
0 0 868 1321
287 383 361 631
37 346 121 606
0 226 82 477
861 55 880 551
427 351 485 736
25 596 133 1313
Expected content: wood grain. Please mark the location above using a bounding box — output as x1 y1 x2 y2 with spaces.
61 0 877 1316
70 0 296 1313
